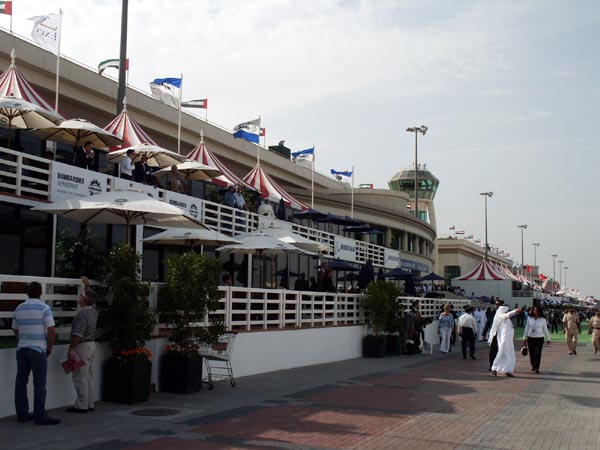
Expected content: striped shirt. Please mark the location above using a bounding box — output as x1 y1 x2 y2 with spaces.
12 298 55 353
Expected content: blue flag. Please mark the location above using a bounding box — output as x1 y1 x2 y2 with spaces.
331 169 353 178
149 77 182 107
233 118 261 144
291 147 314 162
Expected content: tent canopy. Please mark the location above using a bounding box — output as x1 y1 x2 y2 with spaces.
104 107 157 151
242 163 308 211
456 259 512 281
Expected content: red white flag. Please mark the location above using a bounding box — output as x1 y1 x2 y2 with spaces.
0 1 12 15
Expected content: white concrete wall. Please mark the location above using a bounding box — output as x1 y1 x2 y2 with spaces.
0 325 365 418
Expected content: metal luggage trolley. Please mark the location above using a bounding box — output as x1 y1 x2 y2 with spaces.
199 332 237 390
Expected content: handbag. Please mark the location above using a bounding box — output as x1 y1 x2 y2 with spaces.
521 346 528 356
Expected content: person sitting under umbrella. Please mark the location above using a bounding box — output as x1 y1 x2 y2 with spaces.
257 198 275 218
161 165 186 194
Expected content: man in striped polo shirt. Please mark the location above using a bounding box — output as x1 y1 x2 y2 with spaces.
12 281 61 425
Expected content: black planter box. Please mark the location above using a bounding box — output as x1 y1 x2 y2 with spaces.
362 335 386 358
102 358 152 405
159 353 203 394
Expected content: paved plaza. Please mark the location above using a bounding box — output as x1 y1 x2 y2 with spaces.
2 339 600 450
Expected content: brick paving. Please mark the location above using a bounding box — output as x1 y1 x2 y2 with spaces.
2 340 600 450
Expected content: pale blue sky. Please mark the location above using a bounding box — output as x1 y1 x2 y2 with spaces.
6 0 599 296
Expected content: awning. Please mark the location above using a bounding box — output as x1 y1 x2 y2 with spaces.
104 106 157 151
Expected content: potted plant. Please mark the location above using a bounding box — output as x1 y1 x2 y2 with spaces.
157 252 224 394
99 243 155 404
361 281 400 358
385 297 404 355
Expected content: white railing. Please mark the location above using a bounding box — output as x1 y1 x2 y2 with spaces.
397 296 470 318
0 146 428 269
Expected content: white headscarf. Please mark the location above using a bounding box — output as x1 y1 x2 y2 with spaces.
488 305 508 344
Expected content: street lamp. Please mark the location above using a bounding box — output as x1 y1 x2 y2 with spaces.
517 224 527 275
564 266 568 289
551 254 558 295
531 242 540 282
558 260 564 289
406 125 428 221
479 192 493 261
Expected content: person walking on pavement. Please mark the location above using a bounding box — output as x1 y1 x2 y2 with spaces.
488 305 522 377
474 306 486 341
588 311 600 354
522 306 551 374
438 304 455 354
12 281 61 425
458 306 477 360
563 308 581 355
483 299 504 371
66 276 98 413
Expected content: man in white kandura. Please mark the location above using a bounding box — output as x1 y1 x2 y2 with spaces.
474 306 487 341
488 305 522 377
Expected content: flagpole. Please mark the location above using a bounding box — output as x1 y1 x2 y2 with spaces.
350 166 355 218
256 115 261 165
311 145 315 209
177 73 183 154
53 10 63 112
117 0 128 114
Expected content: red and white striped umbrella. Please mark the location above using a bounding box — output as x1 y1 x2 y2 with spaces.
242 163 308 211
104 107 157 151
458 259 512 281
0 57 62 119
186 136 253 189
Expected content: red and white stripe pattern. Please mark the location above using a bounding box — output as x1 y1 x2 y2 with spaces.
459 259 512 281
0 63 61 117
104 108 157 151
242 164 308 211
186 139 253 189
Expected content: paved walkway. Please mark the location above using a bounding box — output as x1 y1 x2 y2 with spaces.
2 340 600 450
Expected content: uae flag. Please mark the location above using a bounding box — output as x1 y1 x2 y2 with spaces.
181 98 208 109
0 1 12 15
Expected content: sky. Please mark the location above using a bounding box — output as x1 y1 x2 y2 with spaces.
4 1 600 296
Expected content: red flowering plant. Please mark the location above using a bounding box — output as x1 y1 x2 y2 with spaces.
158 253 224 357
99 243 155 365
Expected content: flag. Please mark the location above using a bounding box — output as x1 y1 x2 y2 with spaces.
233 118 261 144
449 226 455 230
181 98 207 109
29 13 62 54
0 1 12 15
526 265 532 273
455 230 465 235
331 169 353 178
291 147 315 163
149 77 182 108
358 183 374 189
259 127 266 137
98 58 129 75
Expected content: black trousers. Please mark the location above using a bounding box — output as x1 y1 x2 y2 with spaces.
489 335 498 369
527 337 545 370
461 327 475 357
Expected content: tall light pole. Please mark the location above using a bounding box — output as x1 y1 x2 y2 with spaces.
564 266 568 289
479 192 493 261
558 260 564 289
117 0 129 114
551 254 558 295
406 125 428 221
517 224 527 275
531 242 540 282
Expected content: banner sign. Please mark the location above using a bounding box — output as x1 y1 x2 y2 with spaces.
334 236 357 262
112 178 163 199
49 162 109 201
401 259 429 273
384 248 402 269
163 191 202 219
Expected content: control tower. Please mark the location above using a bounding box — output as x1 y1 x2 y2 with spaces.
388 164 439 228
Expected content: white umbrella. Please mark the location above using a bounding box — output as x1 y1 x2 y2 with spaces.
153 160 223 181
215 232 305 255
107 143 185 167
31 118 123 149
143 228 240 247
0 96 62 148
32 189 210 242
237 227 330 253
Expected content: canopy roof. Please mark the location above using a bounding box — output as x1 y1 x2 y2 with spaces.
242 163 308 210
457 259 512 281
104 107 157 151
186 137 253 189
0 54 62 118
